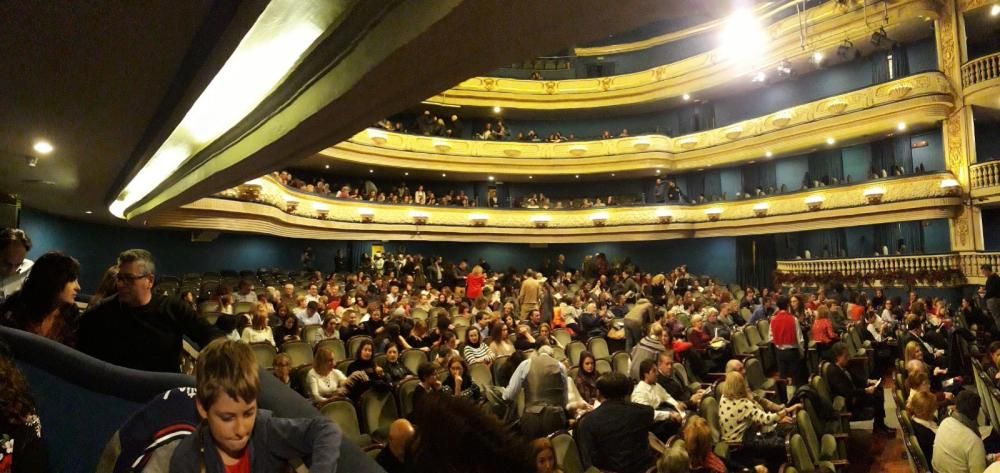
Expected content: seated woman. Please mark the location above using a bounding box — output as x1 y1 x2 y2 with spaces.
514 324 541 352
346 339 388 399
271 353 292 386
574 351 599 406
313 315 340 345
487 322 515 357
441 355 481 401
907 390 938 465
0 352 48 472
272 314 300 349
536 323 564 350
462 326 494 366
0 251 81 346
412 362 442 411
240 303 275 346
531 437 561 473
719 371 793 470
810 305 838 360
687 314 727 374
306 347 349 406
381 342 413 383
684 415 726 473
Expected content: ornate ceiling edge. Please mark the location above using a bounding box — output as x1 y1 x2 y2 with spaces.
145 195 958 244
324 77 953 174
426 0 940 109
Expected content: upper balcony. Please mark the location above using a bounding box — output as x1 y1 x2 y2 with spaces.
423 0 940 111
971 160 1000 203
144 171 961 244
321 72 954 176
962 52 1000 109
775 251 1000 287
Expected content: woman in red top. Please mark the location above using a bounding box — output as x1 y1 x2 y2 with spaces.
465 265 486 301
810 305 839 360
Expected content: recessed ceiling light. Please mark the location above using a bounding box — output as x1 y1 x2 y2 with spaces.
765 150 773 158
85 210 93 214
682 93 691 101
369 169 374 173
897 122 907 131
404 172 409 176
825 137 836 145
33 140 54 155
655 169 661 174
324 164 330 169
751 71 766 83
528 176 533 179
575 175 579 179
492 106 502 113
992 4 1000 16
749 160 755 164
442 173 447 177
811 51 824 64
488 176 495 181
611 173 616 177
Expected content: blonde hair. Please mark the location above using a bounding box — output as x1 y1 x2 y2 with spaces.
816 305 829 319
719 371 750 399
471 265 484 276
904 341 922 363
907 390 937 420
195 339 260 408
648 322 664 337
314 346 336 370
651 273 667 286
683 416 714 467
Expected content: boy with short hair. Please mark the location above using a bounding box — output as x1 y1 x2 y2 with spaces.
170 339 341 472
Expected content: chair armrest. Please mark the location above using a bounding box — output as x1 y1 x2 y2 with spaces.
820 434 838 460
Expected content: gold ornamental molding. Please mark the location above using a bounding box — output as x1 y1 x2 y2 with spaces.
425 0 940 110
958 0 992 13
144 172 961 244
961 52 1000 108
971 160 1000 203
325 73 954 175
776 251 1000 287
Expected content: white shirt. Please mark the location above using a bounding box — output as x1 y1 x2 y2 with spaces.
234 291 257 304
241 326 275 346
933 416 987 473
307 368 348 403
297 311 323 326
0 258 32 303
631 379 680 422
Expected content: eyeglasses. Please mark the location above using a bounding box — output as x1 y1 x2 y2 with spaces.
116 273 149 283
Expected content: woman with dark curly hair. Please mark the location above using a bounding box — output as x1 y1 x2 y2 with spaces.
0 354 48 472
0 251 81 346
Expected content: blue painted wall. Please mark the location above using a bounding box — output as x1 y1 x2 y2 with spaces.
776 156 809 192
911 130 944 172
842 144 873 183
975 113 1000 163
984 209 1000 251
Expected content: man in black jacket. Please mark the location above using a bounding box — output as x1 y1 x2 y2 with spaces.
983 264 1000 331
78 249 222 372
827 342 894 435
576 373 655 473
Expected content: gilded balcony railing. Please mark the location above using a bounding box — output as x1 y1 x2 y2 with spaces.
776 254 962 275
961 52 1000 89
776 252 1000 287
971 160 1000 190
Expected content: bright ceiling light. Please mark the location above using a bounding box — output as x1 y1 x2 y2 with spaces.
442 173 447 177
492 106 502 113
897 122 907 131
33 140 54 155
488 176 495 181
109 0 341 219
575 175 580 179
404 172 409 176
528 176 533 179
369 169 374 173
811 52 824 65
85 210 93 215
765 150 773 158
324 164 330 169
992 4 1000 16
751 71 767 83
682 93 691 101
826 137 836 145
719 9 768 69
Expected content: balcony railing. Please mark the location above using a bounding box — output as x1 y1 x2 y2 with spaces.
775 252 1000 287
971 160 1000 191
961 52 1000 89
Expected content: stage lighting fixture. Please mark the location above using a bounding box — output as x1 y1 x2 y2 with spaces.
751 71 767 83
870 28 888 47
837 39 854 59
776 60 792 77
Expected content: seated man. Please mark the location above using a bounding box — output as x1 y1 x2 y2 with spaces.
576 373 656 473
78 249 223 373
933 391 996 473
657 350 705 408
170 339 341 471
375 419 414 473
632 359 683 440
827 342 894 435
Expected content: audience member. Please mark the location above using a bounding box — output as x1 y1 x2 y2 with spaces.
576 373 655 473
0 228 33 304
0 251 81 346
933 390 992 473
0 350 48 472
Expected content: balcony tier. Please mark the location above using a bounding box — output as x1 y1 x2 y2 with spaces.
776 251 1000 287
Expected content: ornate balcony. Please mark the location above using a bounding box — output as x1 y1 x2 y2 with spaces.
144 172 961 244
324 73 954 175
776 251 1000 287
971 160 1000 202
962 52 1000 108
424 0 940 110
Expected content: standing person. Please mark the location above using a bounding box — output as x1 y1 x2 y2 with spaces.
77 249 223 372
624 299 656 355
0 251 81 346
770 296 806 386
0 228 33 304
983 264 1000 331
301 247 315 272
466 265 486 301
518 270 542 320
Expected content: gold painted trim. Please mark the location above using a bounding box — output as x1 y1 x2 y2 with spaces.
150 172 962 243
326 73 954 175
958 0 992 13
426 0 941 110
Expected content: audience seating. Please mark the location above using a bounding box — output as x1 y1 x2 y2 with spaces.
251 342 277 369
587 337 610 361
401 348 428 375
347 335 373 359
595 358 612 375
549 430 591 473
552 328 573 348
468 362 493 390
397 378 420 417
336 359 352 373
611 351 630 374
317 338 347 362
321 400 373 447
566 340 586 366
233 301 255 315
281 340 315 368
301 324 323 344
359 388 398 442
493 355 512 386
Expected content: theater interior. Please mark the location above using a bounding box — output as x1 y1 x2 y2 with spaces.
3 0 1000 472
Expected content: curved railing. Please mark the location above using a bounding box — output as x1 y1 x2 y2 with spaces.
961 52 1000 89
776 251 1000 287
424 0 939 109
330 73 953 174
971 160 1000 191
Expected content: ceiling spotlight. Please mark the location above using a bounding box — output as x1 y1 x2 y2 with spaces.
811 52 824 65
751 71 767 83
33 140 54 155
682 93 691 101
776 60 792 76
488 176 495 181
837 39 854 59
528 176 533 179
655 169 661 174
826 137 836 145
492 106 502 114
992 4 1000 16
404 172 409 176
611 173 616 177
765 150 773 158
870 27 889 47
324 164 330 169
442 173 447 177
369 169 374 173
897 122 907 131
575 175 580 179
720 8 768 67
85 210 93 215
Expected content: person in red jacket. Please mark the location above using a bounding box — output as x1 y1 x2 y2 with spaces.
770 296 806 386
465 265 486 301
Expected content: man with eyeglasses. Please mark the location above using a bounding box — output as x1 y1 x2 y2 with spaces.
0 228 33 304
78 249 223 372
